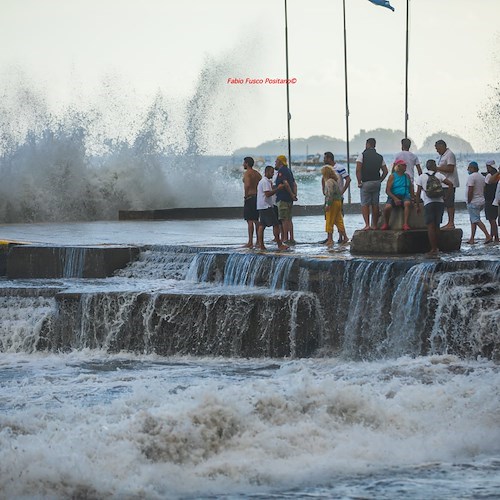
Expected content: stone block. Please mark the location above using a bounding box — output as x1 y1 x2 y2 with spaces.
386 206 426 229
7 245 140 279
350 228 463 255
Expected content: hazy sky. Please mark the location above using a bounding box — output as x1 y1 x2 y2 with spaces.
1 0 500 153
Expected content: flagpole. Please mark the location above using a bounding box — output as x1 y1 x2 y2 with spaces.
404 0 409 137
284 0 292 168
342 0 351 204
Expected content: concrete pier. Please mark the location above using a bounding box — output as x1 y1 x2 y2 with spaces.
118 202 467 221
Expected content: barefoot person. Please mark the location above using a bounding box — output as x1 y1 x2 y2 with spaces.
484 160 499 242
435 139 459 229
324 151 350 243
256 166 288 251
275 155 297 245
242 156 262 248
381 159 414 231
415 159 453 257
356 138 388 230
465 161 492 244
321 165 347 247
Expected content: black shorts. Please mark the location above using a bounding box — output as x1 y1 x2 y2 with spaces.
259 207 279 227
443 187 455 208
485 202 499 221
244 196 258 221
424 202 445 226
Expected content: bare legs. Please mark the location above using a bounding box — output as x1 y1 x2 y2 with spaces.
257 223 288 251
382 201 411 228
487 217 499 242
244 220 259 248
426 222 440 256
361 205 379 230
467 220 492 244
442 206 456 230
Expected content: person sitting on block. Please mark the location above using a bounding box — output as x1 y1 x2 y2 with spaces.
381 159 414 230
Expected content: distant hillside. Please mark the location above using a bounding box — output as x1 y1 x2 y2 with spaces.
418 132 475 154
233 135 346 157
233 129 475 157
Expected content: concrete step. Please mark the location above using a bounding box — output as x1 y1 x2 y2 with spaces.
7 245 140 279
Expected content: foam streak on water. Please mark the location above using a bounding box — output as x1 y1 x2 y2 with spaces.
0 353 499 499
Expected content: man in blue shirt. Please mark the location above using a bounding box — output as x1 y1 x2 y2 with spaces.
275 155 297 244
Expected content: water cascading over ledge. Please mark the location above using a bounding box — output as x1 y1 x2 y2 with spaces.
0 245 498 359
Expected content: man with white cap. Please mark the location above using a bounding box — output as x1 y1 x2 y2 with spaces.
484 160 499 242
466 161 492 244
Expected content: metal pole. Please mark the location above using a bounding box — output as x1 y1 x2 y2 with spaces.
284 0 292 168
405 0 409 137
342 0 351 204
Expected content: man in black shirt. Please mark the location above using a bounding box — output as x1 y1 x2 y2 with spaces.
355 138 388 230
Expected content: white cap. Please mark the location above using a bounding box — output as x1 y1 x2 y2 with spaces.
486 160 496 166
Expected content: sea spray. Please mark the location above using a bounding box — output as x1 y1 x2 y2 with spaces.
0 57 241 223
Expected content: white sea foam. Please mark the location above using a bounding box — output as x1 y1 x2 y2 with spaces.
0 353 499 498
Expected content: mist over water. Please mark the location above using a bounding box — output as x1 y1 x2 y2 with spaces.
0 61 242 223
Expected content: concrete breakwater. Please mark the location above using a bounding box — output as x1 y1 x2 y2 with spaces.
118 202 468 220
0 243 498 360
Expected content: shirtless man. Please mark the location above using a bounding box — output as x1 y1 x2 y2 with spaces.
242 156 262 248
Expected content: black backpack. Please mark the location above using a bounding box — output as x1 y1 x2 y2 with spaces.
426 172 444 198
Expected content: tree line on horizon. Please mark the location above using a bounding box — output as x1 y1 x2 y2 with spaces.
233 129 476 157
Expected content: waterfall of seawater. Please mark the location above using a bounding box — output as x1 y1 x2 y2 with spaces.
0 246 498 359
62 247 87 278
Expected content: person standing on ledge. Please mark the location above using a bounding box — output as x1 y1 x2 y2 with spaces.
321 165 347 247
275 155 297 245
324 151 350 243
356 138 388 230
434 139 459 230
242 156 262 248
393 138 422 185
465 161 492 245
256 166 288 251
415 159 453 257
484 160 499 243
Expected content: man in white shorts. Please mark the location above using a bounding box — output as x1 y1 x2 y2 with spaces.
465 161 492 244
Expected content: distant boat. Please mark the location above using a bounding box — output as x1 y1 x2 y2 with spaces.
291 154 323 170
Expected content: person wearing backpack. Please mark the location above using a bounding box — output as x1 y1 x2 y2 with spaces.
415 159 453 257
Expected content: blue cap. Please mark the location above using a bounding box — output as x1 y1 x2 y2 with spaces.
468 161 478 168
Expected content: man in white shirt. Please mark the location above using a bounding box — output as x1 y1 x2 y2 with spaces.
393 138 422 184
256 165 288 251
415 159 453 257
435 139 459 230
465 161 492 244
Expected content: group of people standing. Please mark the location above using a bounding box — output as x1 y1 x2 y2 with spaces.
242 137 500 255
242 155 297 251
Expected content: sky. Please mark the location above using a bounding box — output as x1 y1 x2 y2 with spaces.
1 0 500 154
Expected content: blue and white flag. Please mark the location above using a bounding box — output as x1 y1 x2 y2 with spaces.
368 0 395 11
